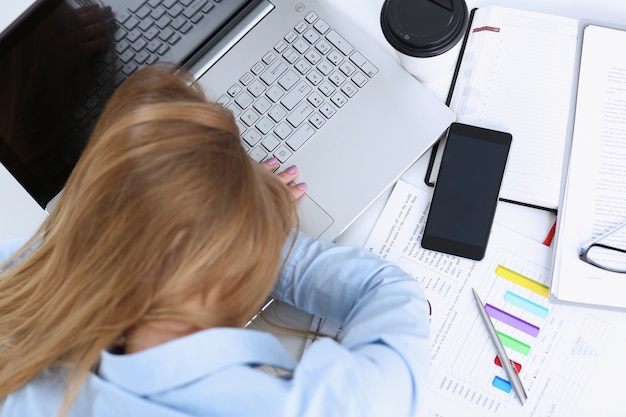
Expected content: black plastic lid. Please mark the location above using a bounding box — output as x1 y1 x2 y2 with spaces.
380 0 469 58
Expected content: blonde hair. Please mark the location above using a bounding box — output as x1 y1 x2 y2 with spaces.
0 65 297 412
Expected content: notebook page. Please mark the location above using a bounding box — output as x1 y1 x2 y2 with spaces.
433 7 578 210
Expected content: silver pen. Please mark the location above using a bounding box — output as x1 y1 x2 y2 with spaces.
472 288 528 405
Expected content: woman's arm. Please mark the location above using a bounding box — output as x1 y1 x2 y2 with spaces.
273 231 430 417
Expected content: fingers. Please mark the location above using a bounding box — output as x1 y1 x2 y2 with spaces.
261 157 308 200
75 5 115 57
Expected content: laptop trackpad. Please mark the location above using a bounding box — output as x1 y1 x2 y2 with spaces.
297 193 333 238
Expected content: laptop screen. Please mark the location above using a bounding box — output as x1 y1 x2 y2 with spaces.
0 0 259 208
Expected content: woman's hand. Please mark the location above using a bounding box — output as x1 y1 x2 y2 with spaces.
262 157 308 200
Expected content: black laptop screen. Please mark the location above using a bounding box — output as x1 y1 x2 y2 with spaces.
0 0 258 208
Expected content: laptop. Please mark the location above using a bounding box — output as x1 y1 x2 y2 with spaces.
0 0 454 242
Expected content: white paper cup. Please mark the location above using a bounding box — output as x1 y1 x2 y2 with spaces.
381 0 469 83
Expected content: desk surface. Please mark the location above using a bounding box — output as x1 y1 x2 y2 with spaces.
2 0 626 414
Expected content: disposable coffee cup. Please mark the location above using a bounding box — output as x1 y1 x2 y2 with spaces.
380 0 469 83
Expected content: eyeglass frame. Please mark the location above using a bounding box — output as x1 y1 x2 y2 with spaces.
579 221 626 273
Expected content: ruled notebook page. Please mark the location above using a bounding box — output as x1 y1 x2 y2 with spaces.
434 6 579 210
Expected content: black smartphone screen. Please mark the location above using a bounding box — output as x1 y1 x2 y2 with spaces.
421 123 512 260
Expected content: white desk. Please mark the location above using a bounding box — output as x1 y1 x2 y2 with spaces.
0 0 38 38
1 0 625 413
0 164 46 241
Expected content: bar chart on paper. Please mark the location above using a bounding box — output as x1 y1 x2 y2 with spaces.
430 250 556 413
367 180 626 417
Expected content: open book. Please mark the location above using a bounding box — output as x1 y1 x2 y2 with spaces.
426 6 579 211
551 25 626 309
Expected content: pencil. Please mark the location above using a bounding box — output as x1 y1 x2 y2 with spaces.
472 288 528 405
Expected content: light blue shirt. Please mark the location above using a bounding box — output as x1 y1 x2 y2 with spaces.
0 231 430 417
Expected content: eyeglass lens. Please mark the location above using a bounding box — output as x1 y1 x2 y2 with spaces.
586 245 626 272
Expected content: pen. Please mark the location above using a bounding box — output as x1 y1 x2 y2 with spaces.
472 288 527 405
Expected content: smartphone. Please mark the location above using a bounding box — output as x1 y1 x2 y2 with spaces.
421 123 512 260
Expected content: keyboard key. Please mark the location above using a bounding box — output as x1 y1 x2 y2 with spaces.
339 61 356 76
278 70 300 91
315 39 332 55
307 92 324 107
341 82 358 98
249 147 268 163
269 105 287 122
282 49 299 64
253 96 272 114
243 129 262 147
319 103 337 119
327 50 343 66
251 62 265 75
306 70 323 86
309 113 326 129
292 38 310 54
262 135 281 152
274 145 293 163
266 85 285 103
294 21 308 34
256 117 275 135
318 81 335 97
274 122 293 140
349 52 379 77
281 81 311 110
136 5 151 19
155 15 172 29
351 71 368 87
295 59 312 75
168 4 184 17
227 84 243 97
287 124 315 150
240 109 260 127
261 61 287 85
247 79 266 97
329 70 346 87
262 51 277 64
330 92 347 108
158 27 174 41
151 7 166 20
287 102 314 127
316 60 333 75
235 91 254 109
303 29 320 44
305 11 318 24
313 19 331 35
123 16 140 31
240 72 254 86
304 50 323 65
284 30 297 43
326 30 354 55
274 40 287 53
183 0 208 18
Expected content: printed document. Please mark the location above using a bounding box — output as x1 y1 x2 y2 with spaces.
552 25 626 308
355 179 625 417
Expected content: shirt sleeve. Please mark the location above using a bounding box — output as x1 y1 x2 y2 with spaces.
272 231 430 417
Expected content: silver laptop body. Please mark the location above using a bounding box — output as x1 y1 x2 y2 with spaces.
192 0 454 240
4 0 455 241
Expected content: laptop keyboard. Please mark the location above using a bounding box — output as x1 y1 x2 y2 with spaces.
112 0 220 83
70 0 242 157
216 11 379 168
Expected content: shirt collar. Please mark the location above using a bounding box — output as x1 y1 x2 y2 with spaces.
98 327 297 395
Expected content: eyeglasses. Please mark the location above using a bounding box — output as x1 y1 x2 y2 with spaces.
579 221 626 273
